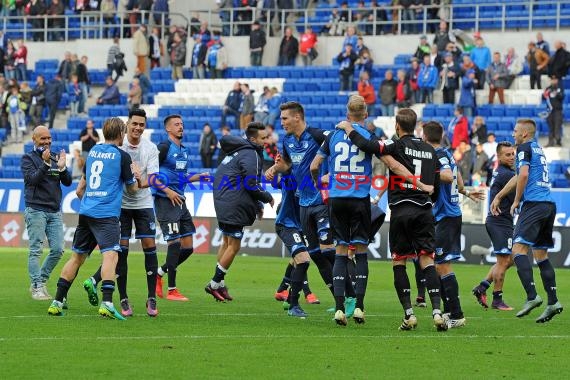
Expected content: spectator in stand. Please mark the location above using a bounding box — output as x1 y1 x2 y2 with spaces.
97 76 121 105
487 52 508 104
378 70 397 116
189 12 201 36
433 21 451 53
454 141 473 186
338 1 351 33
106 38 122 80
207 31 228 79
221 81 243 129
343 25 359 51
407 57 421 103
527 41 549 90
337 43 358 93
30 74 46 127
79 119 100 158
254 86 271 124
446 42 463 65
29 0 47 42
356 47 374 78
482 132 498 163
395 69 413 108
354 36 368 56
45 74 64 129
470 38 492 89
504 47 523 89
390 0 399 34
299 25 318 66
447 106 469 150
470 116 487 146
217 0 232 37
6 85 27 143
152 0 169 26
458 69 477 117
369 0 388 35
440 52 460 104
548 40 570 81
48 0 64 41
170 32 186 80
358 71 376 117
19 82 32 124
68 74 82 117
418 55 438 103
249 21 266 67
131 68 149 105
167 25 187 61
133 24 149 74
100 0 117 38
216 125 232 164
71 148 85 180
278 27 298 66
544 75 565 147
14 39 27 81
3 40 16 80
472 143 490 186
266 87 282 128
536 32 550 55
118 0 131 38
429 45 442 71
76 55 90 114
199 123 218 169
198 20 212 46
148 26 163 69
239 83 255 131
414 35 431 61
400 0 415 34
353 0 371 35
191 34 208 79
324 5 344 36
57 51 73 87
128 77 142 111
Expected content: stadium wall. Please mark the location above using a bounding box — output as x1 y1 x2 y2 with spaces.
24 30 570 70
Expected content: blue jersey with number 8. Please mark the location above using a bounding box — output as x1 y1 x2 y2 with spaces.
318 123 372 199
80 144 135 218
516 140 553 203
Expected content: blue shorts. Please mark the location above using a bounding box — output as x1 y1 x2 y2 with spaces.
275 225 308 257
300 204 332 252
154 196 196 241
435 215 462 264
72 215 121 254
485 216 513 255
120 208 157 240
218 222 244 240
514 201 556 249
329 197 371 246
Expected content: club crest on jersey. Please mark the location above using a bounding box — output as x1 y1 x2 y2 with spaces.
518 152 525 160
385 139 394 145
301 141 309 148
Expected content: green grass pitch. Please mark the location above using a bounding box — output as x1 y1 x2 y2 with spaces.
1 247 569 379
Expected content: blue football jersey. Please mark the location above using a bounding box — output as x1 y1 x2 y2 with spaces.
275 176 302 229
81 144 135 218
433 147 461 221
282 129 323 207
318 124 372 199
488 164 515 221
153 139 192 198
516 141 554 203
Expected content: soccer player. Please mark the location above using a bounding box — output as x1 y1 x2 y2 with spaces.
310 95 374 325
48 117 140 320
472 141 516 311
491 119 563 323
423 122 484 329
337 108 443 331
153 114 208 301
205 122 275 301
83 109 160 317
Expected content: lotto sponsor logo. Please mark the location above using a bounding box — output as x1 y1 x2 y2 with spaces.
0 214 23 247
193 219 211 254
211 228 278 250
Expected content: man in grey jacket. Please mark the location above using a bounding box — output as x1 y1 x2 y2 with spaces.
487 52 509 104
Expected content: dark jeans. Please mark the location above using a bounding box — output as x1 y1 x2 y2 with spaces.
339 73 353 92
250 51 263 66
47 103 58 129
201 152 214 169
278 55 296 66
443 87 456 104
530 70 543 89
221 107 241 129
547 109 563 144
30 104 44 127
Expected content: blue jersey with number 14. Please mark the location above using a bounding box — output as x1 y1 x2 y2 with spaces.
516 140 553 203
318 124 372 199
81 144 135 219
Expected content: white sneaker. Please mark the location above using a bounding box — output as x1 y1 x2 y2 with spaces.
40 285 52 300
31 286 50 301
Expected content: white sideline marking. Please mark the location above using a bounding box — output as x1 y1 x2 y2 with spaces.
1 335 570 342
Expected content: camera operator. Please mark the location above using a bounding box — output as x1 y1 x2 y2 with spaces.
21 126 72 300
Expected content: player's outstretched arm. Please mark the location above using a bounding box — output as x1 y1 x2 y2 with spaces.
457 170 485 201
511 165 529 216
265 153 291 181
76 176 86 199
380 155 434 194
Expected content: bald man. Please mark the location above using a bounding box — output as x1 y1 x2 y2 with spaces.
21 126 72 300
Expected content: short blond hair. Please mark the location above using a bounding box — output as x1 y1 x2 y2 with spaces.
347 95 367 121
103 117 126 141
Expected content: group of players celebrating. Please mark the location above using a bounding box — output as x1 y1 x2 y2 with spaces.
47 95 562 328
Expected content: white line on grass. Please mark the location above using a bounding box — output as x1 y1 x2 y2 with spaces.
1 335 570 342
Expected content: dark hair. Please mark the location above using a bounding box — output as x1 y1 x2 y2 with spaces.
103 117 126 141
279 101 305 120
245 122 266 140
496 141 513 154
129 108 147 120
163 114 182 128
395 108 417 134
455 105 464 114
422 121 444 144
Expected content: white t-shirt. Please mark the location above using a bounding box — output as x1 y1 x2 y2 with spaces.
121 136 159 209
